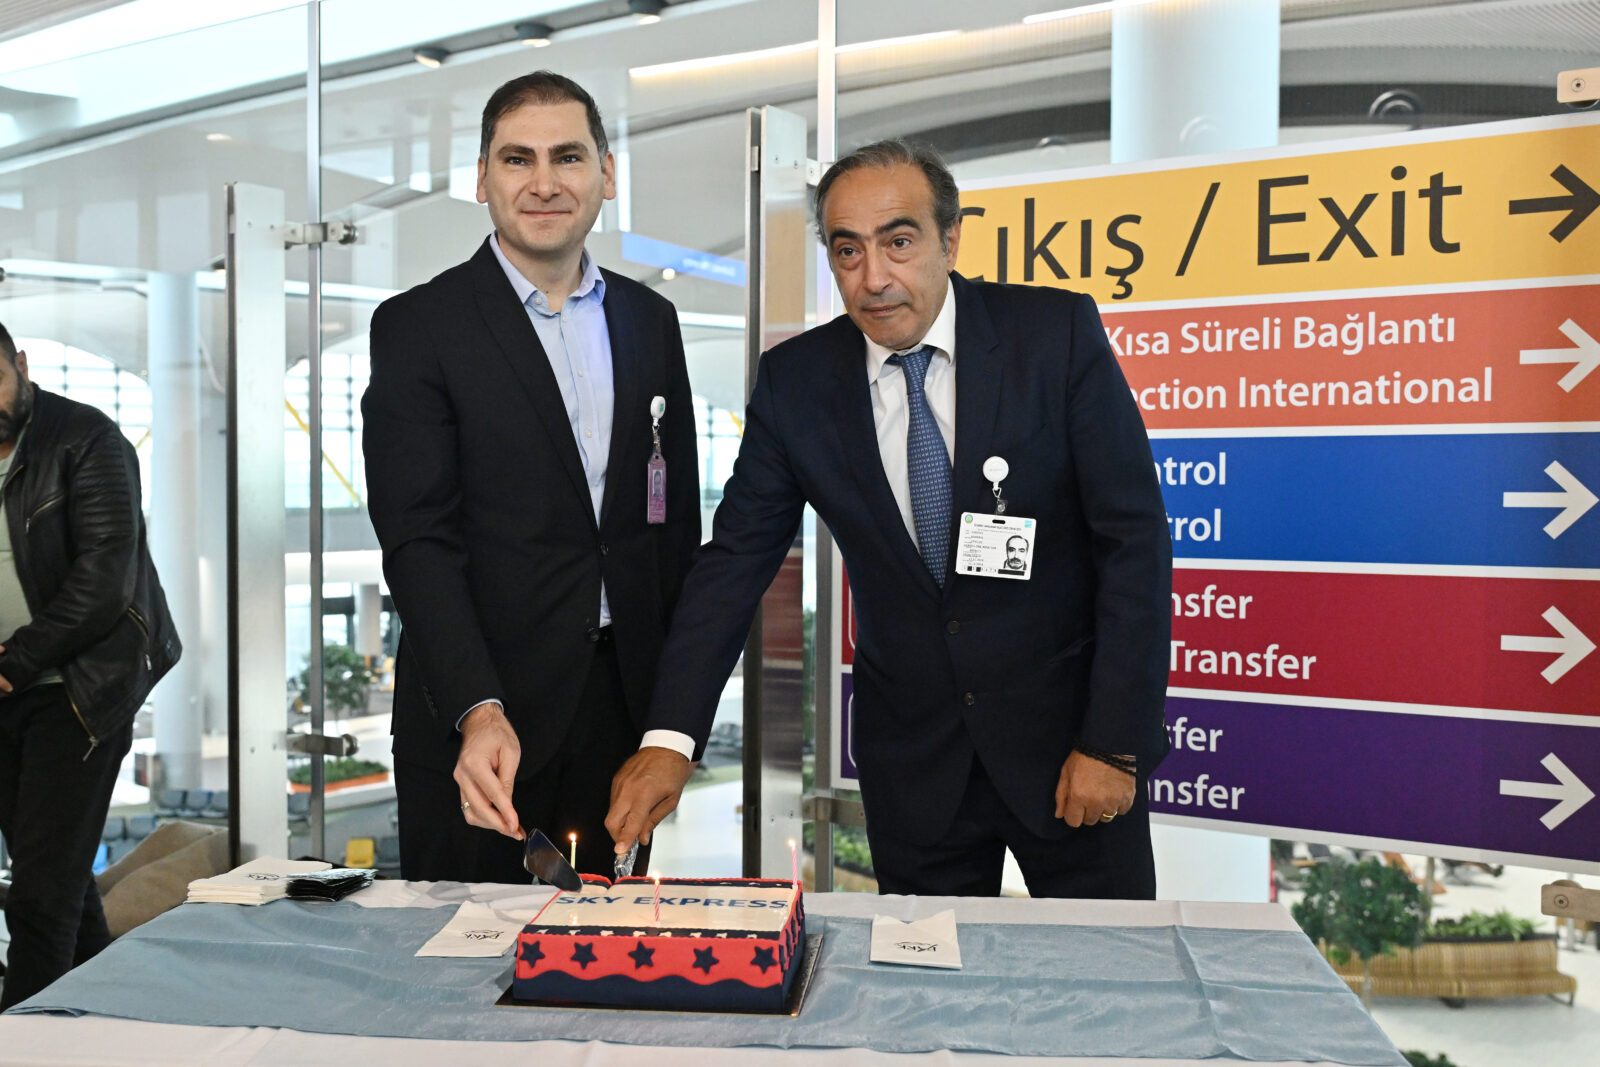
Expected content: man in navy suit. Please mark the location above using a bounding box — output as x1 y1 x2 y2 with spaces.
607 141 1170 897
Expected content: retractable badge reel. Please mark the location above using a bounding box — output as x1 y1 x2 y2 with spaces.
646 395 667 524
955 455 1037 580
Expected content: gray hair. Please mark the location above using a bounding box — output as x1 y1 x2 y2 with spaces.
813 139 961 250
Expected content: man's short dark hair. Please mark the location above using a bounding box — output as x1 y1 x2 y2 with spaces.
813 139 961 249
0 320 16 364
479 71 608 159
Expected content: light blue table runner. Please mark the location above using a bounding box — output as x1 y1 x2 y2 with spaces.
9 901 1404 1064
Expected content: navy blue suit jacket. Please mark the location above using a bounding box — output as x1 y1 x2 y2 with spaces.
647 273 1171 846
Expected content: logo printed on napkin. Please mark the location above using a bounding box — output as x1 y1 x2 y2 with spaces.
415 901 546 958
870 909 962 969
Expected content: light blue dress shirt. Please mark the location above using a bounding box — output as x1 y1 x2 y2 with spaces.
490 234 614 626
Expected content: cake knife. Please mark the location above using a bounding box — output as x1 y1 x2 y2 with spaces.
522 828 583 892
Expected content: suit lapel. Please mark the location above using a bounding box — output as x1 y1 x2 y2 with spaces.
598 270 642 529
950 272 1004 531
469 240 595 526
825 319 940 598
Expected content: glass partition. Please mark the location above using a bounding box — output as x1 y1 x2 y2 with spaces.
0 4 307 865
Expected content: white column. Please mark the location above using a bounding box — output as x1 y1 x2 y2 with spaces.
1112 0 1278 902
1111 0 1279 164
147 271 205 790
353 583 383 659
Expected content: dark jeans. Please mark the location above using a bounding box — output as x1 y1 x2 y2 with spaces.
0 685 132 1010
866 754 1157 899
395 637 649 884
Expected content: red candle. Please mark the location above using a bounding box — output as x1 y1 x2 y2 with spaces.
651 870 662 925
788 838 798 886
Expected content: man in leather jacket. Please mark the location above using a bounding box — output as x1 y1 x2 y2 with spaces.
0 321 180 1010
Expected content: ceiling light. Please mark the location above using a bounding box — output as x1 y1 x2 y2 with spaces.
629 0 665 25
835 31 959 54
1023 0 1161 25
515 21 553 47
631 40 816 78
661 268 676 281
412 46 448 68
205 132 232 142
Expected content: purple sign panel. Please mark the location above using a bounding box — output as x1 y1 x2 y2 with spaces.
1153 695 1600 871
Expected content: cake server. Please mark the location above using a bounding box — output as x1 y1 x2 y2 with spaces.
522 828 582 892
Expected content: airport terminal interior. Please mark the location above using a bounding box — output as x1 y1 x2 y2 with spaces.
0 0 1597 1064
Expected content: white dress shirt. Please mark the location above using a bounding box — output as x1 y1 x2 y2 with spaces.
866 278 958 547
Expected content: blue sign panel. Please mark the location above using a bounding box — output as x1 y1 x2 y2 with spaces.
1152 432 1599 567
621 232 746 287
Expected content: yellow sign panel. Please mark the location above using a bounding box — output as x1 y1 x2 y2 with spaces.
954 116 1600 306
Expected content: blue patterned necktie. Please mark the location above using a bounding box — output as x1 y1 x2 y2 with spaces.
887 345 952 587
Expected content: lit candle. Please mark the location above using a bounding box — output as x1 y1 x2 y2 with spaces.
569 832 577 870
788 838 798 886
650 870 662 925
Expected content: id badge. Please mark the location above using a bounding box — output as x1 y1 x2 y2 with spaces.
646 453 667 524
955 513 1037 580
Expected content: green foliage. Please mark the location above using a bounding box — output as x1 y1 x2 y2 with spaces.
1428 908 1539 941
288 757 388 786
1291 858 1427 966
1401 1052 1459 1067
295 643 375 718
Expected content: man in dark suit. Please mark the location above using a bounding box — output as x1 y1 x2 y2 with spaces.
608 141 1170 897
362 72 699 883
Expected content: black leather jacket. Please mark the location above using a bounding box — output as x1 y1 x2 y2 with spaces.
0 385 181 751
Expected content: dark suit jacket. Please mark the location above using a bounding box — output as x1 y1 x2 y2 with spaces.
362 239 701 780
646 273 1170 847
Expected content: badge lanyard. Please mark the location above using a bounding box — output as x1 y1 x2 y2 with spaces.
984 455 1009 514
646 395 667 524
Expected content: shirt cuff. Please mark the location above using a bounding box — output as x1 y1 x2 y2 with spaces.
455 699 504 732
640 729 696 760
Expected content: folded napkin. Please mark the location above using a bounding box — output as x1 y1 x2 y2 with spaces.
870 909 962 969
186 857 333 905
415 900 548 958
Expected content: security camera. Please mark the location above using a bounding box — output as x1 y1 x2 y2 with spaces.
1558 66 1599 109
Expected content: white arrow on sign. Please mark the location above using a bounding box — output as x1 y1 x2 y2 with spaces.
1501 606 1596 683
1502 461 1597 538
1500 753 1595 830
1521 319 1600 392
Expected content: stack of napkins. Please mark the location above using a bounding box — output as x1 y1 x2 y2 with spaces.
186 857 333 905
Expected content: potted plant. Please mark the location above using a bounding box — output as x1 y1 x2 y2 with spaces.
293 643 376 721
1427 908 1541 942
1291 857 1427 1008
289 757 390 793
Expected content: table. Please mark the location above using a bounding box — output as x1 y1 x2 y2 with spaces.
0 889 1404 1066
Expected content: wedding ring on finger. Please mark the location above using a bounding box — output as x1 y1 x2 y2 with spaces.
1099 812 1116 822
460 801 471 813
